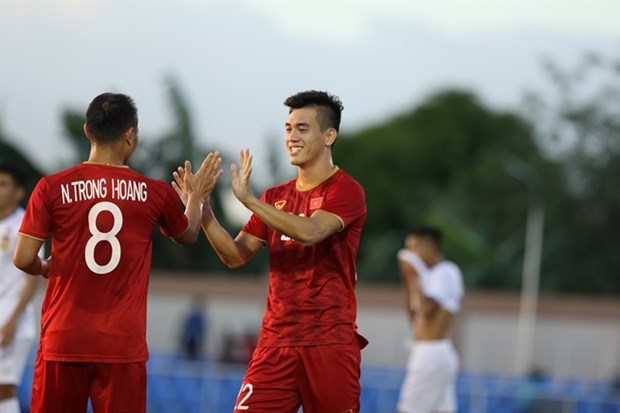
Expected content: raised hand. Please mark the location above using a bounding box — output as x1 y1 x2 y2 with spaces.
172 152 223 206
230 148 255 205
171 166 188 206
192 152 224 198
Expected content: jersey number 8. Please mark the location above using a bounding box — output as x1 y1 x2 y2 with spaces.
85 201 123 275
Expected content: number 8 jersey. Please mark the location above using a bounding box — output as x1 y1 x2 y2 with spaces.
19 163 189 363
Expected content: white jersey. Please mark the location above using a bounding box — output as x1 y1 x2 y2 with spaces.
0 207 35 340
398 249 464 313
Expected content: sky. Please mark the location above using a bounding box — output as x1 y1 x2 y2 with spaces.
1 0 619 187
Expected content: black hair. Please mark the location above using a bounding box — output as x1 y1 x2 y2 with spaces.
284 90 343 132
0 162 27 189
85 93 138 143
407 224 443 246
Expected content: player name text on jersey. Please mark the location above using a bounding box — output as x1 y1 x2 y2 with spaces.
60 178 148 204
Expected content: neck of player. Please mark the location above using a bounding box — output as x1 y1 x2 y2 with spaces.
87 144 129 166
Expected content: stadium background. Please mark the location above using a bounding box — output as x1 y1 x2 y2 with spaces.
2 2 619 412
16 275 620 412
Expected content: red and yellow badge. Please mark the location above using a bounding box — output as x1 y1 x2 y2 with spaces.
274 200 287 210
310 197 323 210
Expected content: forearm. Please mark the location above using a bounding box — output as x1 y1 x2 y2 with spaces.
201 205 251 268
243 197 328 245
399 260 424 321
402 285 415 322
7 275 37 325
14 254 48 277
182 193 204 242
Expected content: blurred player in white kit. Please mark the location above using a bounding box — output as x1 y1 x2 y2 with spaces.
0 163 38 413
397 225 464 413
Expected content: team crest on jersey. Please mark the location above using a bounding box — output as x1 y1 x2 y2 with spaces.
274 200 286 210
310 197 323 209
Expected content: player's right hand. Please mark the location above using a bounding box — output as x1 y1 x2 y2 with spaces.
192 152 224 199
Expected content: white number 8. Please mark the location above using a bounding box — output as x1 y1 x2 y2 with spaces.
85 201 123 275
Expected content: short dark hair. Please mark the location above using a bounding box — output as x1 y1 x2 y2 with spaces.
407 225 443 246
85 93 138 143
0 162 27 189
284 90 343 132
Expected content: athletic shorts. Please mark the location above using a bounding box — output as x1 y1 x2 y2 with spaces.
397 339 459 413
30 352 146 413
234 342 362 413
0 338 33 385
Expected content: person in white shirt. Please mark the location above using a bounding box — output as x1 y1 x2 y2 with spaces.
0 163 38 413
396 225 464 413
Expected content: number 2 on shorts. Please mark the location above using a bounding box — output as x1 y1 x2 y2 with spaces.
235 382 253 411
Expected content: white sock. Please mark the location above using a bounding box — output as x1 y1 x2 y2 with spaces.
0 398 21 413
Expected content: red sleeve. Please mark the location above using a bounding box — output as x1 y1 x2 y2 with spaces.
321 177 366 228
19 178 52 240
158 183 190 238
241 192 268 241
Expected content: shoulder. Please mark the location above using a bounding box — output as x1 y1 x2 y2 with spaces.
432 261 464 289
263 178 296 198
434 261 462 277
126 171 172 191
2 207 25 226
329 169 365 198
139 176 181 206
141 174 170 189
29 167 75 195
40 164 83 184
333 169 363 187
39 164 114 189
271 177 297 191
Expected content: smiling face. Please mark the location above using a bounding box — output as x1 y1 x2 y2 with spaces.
285 106 335 167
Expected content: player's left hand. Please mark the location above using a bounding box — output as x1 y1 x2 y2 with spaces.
173 152 223 205
190 152 224 199
172 167 188 206
231 148 255 205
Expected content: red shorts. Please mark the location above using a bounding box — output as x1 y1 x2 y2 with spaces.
30 352 146 413
234 343 362 413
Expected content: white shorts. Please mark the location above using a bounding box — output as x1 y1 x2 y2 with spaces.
397 339 459 413
0 338 34 385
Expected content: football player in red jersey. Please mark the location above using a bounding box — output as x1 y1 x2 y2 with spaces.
174 90 368 413
13 93 223 413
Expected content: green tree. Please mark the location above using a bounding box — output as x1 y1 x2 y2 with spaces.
522 52 620 294
334 52 619 297
335 90 560 291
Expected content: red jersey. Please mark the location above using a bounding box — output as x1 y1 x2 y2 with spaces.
242 168 366 347
19 163 189 363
